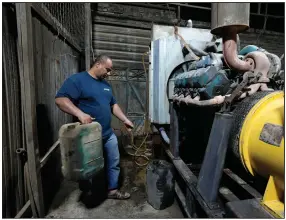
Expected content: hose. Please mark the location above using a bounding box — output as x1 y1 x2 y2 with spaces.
174 26 210 58
121 123 150 167
123 48 152 167
159 127 170 145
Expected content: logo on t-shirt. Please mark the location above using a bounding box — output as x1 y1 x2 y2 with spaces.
104 88 110 91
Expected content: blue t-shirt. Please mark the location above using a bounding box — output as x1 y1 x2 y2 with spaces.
55 71 117 138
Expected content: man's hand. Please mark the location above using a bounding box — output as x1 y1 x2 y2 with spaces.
123 119 134 132
111 104 134 131
78 112 93 124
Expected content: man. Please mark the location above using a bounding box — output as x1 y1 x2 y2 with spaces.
55 55 134 199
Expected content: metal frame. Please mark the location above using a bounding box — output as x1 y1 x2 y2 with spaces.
169 3 284 19
85 3 91 69
31 3 82 52
164 104 275 218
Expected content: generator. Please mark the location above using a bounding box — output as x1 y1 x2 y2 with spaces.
149 3 284 218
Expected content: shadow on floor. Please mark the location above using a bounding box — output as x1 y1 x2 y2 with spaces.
47 158 184 218
78 169 107 209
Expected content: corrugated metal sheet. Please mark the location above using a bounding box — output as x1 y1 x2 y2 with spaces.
92 24 150 70
32 15 80 209
92 3 177 132
92 3 176 70
2 5 27 217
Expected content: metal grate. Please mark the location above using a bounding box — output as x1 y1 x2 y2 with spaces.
41 3 85 49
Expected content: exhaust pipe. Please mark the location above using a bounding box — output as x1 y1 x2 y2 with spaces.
211 3 253 72
211 2 271 96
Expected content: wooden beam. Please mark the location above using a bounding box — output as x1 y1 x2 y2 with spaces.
14 200 31 218
30 3 82 52
40 140 60 169
96 11 176 26
121 3 176 11
85 3 91 69
15 3 45 217
169 3 211 11
24 163 38 217
15 139 60 218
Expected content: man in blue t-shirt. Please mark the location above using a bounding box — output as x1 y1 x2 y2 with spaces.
55 55 134 199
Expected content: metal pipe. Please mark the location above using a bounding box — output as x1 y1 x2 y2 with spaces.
222 28 253 72
159 127 170 145
188 43 208 57
177 5 181 20
260 83 274 91
258 3 261 14
251 12 283 19
211 3 253 72
239 84 261 99
245 51 270 80
174 26 207 57
170 102 180 158
174 26 199 60
175 95 226 106
239 83 274 99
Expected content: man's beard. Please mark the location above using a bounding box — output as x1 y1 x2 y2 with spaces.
98 74 108 80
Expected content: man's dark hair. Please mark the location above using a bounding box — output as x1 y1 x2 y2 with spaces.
93 54 111 65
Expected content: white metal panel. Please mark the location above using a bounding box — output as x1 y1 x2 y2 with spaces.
152 24 213 42
149 24 214 124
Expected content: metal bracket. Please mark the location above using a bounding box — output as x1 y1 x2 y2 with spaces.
16 148 27 162
221 71 262 112
197 112 234 205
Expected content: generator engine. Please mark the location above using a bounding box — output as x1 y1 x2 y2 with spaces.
150 3 284 218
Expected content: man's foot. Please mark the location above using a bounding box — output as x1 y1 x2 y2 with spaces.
107 190 130 200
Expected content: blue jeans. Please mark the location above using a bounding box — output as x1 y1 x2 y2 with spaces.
103 133 120 190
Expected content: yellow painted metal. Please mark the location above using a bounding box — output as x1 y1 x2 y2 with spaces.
239 91 284 218
262 176 284 218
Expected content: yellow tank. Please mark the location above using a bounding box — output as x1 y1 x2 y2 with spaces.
231 91 284 218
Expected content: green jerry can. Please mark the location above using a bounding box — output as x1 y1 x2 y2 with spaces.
59 122 104 181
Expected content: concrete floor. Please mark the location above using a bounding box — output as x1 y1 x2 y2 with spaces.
46 159 184 219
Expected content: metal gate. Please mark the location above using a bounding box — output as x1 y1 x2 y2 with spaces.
92 3 176 132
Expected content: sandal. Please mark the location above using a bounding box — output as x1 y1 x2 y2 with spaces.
107 190 130 200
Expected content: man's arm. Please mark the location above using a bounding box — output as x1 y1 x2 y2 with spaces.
55 97 92 124
111 104 134 131
55 77 93 124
